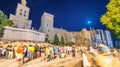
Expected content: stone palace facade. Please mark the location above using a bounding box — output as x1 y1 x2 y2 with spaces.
3 0 45 42
38 12 113 49
39 12 74 43
9 0 32 29
2 0 113 48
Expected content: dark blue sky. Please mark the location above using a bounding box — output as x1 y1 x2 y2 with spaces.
0 0 109 32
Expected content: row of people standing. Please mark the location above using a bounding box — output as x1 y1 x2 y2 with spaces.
0 43 78 64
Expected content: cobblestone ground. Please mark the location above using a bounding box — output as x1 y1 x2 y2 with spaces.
0 54 82 67
0 54 120 67
22 54 81 67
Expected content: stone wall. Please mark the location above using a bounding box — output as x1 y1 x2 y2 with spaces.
3 26 45 42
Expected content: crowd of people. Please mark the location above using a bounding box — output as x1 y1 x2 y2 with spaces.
0 41 78 65
0 41 120 67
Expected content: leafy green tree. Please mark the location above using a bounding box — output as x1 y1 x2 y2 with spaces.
45 38 50 43
61 35 65 45
0 10 13 37
53 34 60 45
0 11 7 22
0 24 3 37
100 0 120 38
66 42 74 46
1 19 13 26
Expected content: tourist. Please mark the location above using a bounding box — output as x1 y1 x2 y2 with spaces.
4 48 9 59
0 46 6 57
45 46 50 61
69 46 72 54
89 47 94 54
13 45 17 58
72 46 76 57
16 44 24 64
23 45 27 63
35 45 40 58
58 46 61 58
66 46 70 55
50 46 54 59
61 46 66 58
26 45 31 60
33 44 37 58
7 45 14 59
54 46 58 58
113 48 117 57
29 45 35 59
98 43 113 67
113 48 119 63
0 46 2 57
40 46 45 61
92 48 98 57
82 49 91 67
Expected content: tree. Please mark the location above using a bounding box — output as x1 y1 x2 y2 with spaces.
1 19 13 26
61 35 65 45
0 24 3 37
100 0 120 38
53 34 60 45
45 38 50 43
0 10 13 37
0 10 7 22
66 42 74 46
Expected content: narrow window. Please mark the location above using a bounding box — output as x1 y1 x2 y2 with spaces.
20 13 22 15
24 11 26 13
48 30 50 32
24 14 26 17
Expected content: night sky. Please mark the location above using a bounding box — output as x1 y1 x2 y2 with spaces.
0 0 109 32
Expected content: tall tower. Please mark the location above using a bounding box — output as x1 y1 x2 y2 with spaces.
22 0 27 6
39 12 54 40
9 0 32 29
105 30 113 49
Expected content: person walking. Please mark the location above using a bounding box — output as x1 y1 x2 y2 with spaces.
16 44 24 65
98 43 113 67
82 49 91 67
72 47 76 57
40 46 45 61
